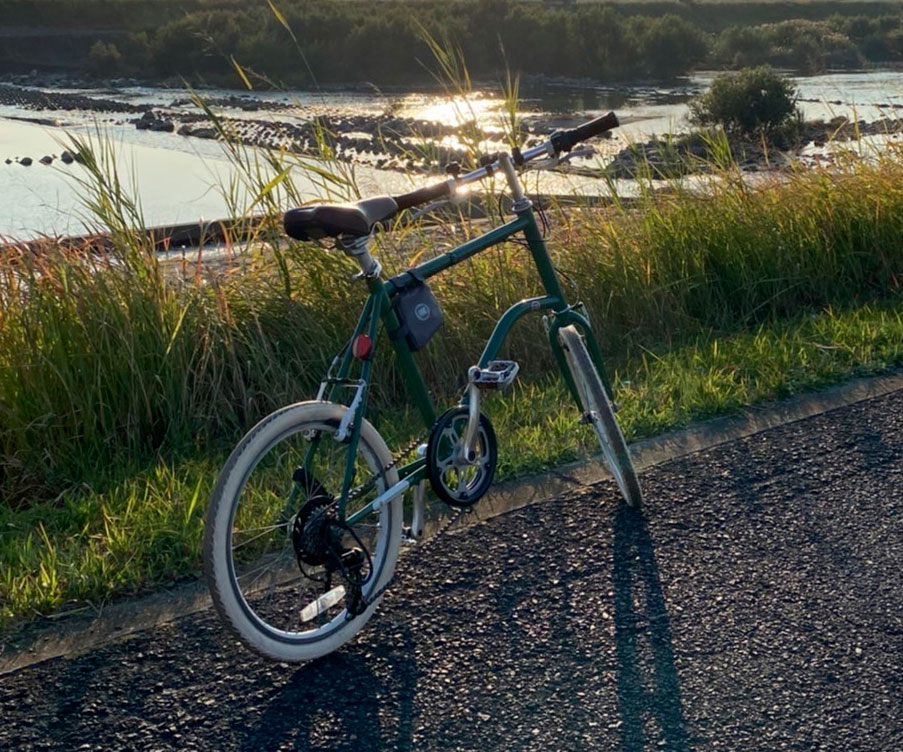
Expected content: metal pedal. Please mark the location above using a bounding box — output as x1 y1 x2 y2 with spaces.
470 360 520 390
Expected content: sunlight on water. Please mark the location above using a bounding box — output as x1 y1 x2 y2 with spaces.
3 70 903 238
401 92 501 126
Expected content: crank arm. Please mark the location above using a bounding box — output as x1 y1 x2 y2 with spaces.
458 368 482 464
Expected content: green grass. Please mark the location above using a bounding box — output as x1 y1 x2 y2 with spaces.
7 89 903 628
5 298 903 626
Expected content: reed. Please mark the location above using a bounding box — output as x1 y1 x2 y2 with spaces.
5 103 903 624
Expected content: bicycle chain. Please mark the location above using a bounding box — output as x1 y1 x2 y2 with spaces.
300 427 475 617
345 431 427 506
341 429 473 615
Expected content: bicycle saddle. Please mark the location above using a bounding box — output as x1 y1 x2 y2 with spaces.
283 196 399 241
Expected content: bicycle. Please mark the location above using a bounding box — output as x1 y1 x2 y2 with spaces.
203 111 643 662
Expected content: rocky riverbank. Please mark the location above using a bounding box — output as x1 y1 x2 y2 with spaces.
602 115 903 179
3 81 903 180
0 82 552 173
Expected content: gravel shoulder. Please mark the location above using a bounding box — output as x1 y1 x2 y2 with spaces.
2 390 902 751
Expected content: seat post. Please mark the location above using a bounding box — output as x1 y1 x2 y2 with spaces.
338 235 381 279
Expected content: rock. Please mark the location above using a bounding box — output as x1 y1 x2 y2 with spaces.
60 151 74 164
4 158 10 164
20 157 33 166
39 155 53 165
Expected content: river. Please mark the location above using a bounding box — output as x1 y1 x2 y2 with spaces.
2 70 902 240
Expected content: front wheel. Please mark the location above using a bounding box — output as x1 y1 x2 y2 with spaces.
203 401 403 662
559 326 643 507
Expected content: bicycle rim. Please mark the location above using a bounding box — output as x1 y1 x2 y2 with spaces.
204 402 402 661
559 326 643 507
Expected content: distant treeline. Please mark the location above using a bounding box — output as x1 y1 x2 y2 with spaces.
4 0 903 84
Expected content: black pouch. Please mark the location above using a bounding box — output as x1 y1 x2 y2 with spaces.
390 280 443 352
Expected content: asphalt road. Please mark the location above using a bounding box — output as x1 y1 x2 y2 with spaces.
2 391 902 751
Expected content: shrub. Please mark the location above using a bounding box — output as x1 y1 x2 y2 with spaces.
689 66 799 135
87 40 122 76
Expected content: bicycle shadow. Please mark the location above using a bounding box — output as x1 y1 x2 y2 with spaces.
613 501 691 752
238 626 418 751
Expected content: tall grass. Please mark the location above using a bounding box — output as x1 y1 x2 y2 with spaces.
7 297 903 624
4 132 903 505
5 116 903 622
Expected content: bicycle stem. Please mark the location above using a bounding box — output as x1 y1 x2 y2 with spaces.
498 152 531 212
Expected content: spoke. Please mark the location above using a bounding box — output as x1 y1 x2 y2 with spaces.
237 547 291 587
234 523 287 535
233 525 285 550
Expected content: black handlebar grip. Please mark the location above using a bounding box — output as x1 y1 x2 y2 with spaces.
393 180 452 211
551 111 619 154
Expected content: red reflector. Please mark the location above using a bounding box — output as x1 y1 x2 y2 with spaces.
352 334 372 360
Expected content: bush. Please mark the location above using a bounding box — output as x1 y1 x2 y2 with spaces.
689 66 799 135
87 40 122 76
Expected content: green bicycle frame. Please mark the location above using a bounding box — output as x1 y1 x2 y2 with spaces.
321 202 615 525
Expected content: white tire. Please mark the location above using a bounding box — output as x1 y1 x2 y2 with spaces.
559 326 643 507
203 401 403 662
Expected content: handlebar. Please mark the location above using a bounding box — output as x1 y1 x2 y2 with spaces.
394 180 453 211
392 111 619 212
551 111 619 155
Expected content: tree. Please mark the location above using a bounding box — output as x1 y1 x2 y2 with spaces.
87 40 122 77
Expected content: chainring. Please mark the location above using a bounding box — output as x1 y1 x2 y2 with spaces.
426 406 498 508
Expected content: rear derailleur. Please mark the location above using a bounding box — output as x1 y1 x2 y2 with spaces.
290 471 373 618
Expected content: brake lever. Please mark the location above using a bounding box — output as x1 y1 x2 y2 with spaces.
528 145 596 171
530 156 561 171
559 145 596 164
409 197 456 221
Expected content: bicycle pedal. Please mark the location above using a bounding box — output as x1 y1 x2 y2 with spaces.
471 360 520 390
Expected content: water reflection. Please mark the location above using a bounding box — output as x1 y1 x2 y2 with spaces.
3 69 903 238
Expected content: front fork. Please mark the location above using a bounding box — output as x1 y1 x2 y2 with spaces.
545 305 615 409
454 307 613 464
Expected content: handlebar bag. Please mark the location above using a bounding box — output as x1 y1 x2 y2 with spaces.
389 280 443 352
